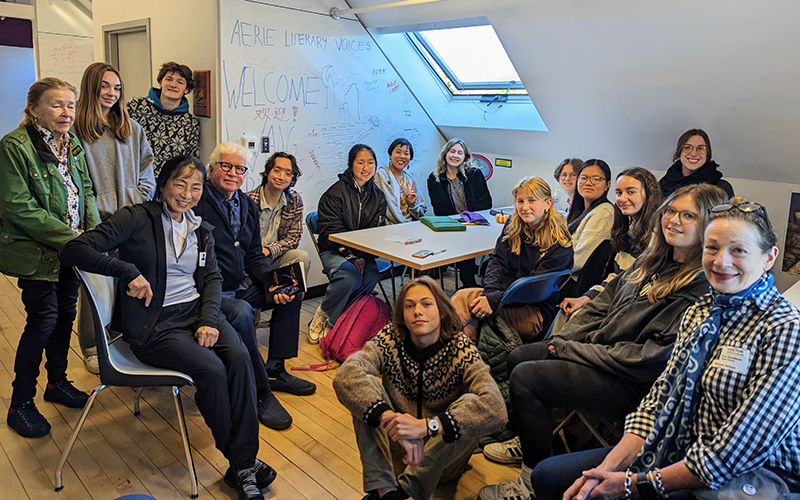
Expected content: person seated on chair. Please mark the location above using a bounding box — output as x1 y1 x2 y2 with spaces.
60 156 274 499
1 78 102 438
451 176 573 342
308 144 387 343
478 184 727 500
246 151 310 274
426 138 492 288
560 159 615 298
334 276 507 500
552 158 581 214
192 142 316 432
560 167 663 316
530 196 798 500
375 138 427 224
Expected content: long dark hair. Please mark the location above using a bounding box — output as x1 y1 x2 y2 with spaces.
611 167 662 256
392 277 462 342
672 128 712 164
566 159 612 230
347 144 377 173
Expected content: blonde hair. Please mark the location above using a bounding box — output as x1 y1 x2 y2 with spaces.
628 183 728 301
75 62 131 142
20 78 76 127
503 177 572 255
433 138 476 181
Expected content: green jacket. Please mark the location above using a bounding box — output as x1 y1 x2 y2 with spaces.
0 125 101 281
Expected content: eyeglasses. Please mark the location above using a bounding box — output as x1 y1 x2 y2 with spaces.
559 172 577 180
216 162 248 175
682 144 708 155
578 175 607 185
663 206 699 224
710 201 767 218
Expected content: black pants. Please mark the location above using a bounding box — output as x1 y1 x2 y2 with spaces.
220 283 302 398
456 259 478 288
507 342 650 468
12 264 80 407
132 299 259 470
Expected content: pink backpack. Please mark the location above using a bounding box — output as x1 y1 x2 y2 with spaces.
294 292 390 371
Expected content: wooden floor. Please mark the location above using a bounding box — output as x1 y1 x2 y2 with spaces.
0 272 517 500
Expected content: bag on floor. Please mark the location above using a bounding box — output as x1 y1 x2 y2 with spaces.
294 291 390 371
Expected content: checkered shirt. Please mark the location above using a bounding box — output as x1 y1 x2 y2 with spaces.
625 283 800 488
246 186 303 258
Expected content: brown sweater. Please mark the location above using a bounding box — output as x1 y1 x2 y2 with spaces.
333 324 507 443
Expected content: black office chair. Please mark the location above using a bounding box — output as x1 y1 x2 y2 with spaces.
305 211 395 306
55 269 199 499
572 240 615 297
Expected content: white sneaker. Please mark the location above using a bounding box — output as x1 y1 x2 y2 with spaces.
307 306 332 344
478 476 533 500
84 355 100 375
483 436 523 464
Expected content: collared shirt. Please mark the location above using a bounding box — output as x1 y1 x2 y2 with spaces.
37 125 81 233
255 186 286 246
625 283 800 488
160 205 201 306
246 186 304 259
206 181 241 235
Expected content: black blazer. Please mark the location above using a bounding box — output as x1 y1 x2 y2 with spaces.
60 201 222 347
426 167 492 216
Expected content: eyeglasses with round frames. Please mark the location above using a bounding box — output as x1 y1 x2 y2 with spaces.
682 144 708 155
560 172 578 180
663 206 699 224
578 175 607 185
710 201 767 218
217 162 248 175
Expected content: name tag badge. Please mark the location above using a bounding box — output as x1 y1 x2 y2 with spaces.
199 252 207 267
711 345 751 375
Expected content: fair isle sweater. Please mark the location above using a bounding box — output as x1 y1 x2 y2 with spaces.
333 324 507 443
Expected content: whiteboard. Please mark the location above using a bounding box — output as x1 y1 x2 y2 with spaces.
219 0 445 286
37 33 94 89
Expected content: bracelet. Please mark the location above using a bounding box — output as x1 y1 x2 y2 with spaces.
624 469 634 500
652 468 669 499
646 471 658 493
636 472 649 491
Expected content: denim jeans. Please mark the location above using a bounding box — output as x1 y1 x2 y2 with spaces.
12 264 80 407
531 447 611 500
319 251 380 325
507 342 651 468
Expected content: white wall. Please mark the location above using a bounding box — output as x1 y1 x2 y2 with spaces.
474 150 800 293
0 45 36 133
92 0 218 164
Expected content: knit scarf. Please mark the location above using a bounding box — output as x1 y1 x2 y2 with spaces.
658 160 724 196
632 272 774 470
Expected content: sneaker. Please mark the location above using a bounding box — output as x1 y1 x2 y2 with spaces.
267 360 316 396
257 392 292 430
84 354 100 375
234 467 264 499
478 476 533 500
307 306 332 344
44 380 89 408
224 458 277 491
483 436 523 464
7 400 51 438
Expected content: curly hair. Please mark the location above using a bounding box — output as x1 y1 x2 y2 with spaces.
433 138 476 181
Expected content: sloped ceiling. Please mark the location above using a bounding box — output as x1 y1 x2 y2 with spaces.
353 0 800 182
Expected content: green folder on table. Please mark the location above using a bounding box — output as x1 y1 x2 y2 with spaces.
420 216 466 232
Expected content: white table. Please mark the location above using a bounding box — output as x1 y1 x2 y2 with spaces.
328 209 508 273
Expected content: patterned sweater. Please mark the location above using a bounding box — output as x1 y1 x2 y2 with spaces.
128 91 200 177
333 324 507 443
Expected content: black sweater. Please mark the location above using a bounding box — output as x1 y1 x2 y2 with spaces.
427 167 492 216
60 201 222 347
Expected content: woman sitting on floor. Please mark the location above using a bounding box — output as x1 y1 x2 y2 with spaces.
451 176 573 341
531 196 799 500
60 156 273 500
334 276 506 500
560 166 662 315
308 143 387 342
478 184 728 500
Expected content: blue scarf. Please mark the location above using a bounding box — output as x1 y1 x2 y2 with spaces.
632 272 774 470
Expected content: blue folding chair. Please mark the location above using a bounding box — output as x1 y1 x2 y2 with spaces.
493 269 572 317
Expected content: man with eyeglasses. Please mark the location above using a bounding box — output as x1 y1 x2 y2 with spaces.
193 142 315 433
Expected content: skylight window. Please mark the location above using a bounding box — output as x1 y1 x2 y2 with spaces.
409 25 527 97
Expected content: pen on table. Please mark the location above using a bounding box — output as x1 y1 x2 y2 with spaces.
432 249 447 255
404 238 423 245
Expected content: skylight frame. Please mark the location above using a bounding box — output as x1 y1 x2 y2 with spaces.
407 28 528 98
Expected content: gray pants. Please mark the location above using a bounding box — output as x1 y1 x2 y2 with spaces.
353 375 478 500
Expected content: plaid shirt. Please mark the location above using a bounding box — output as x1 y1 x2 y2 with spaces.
625 282 800 488
246 185 303 258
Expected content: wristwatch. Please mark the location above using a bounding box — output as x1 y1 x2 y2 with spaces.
426 417 440 436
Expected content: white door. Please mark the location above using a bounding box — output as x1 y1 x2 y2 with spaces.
115 30 151 98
